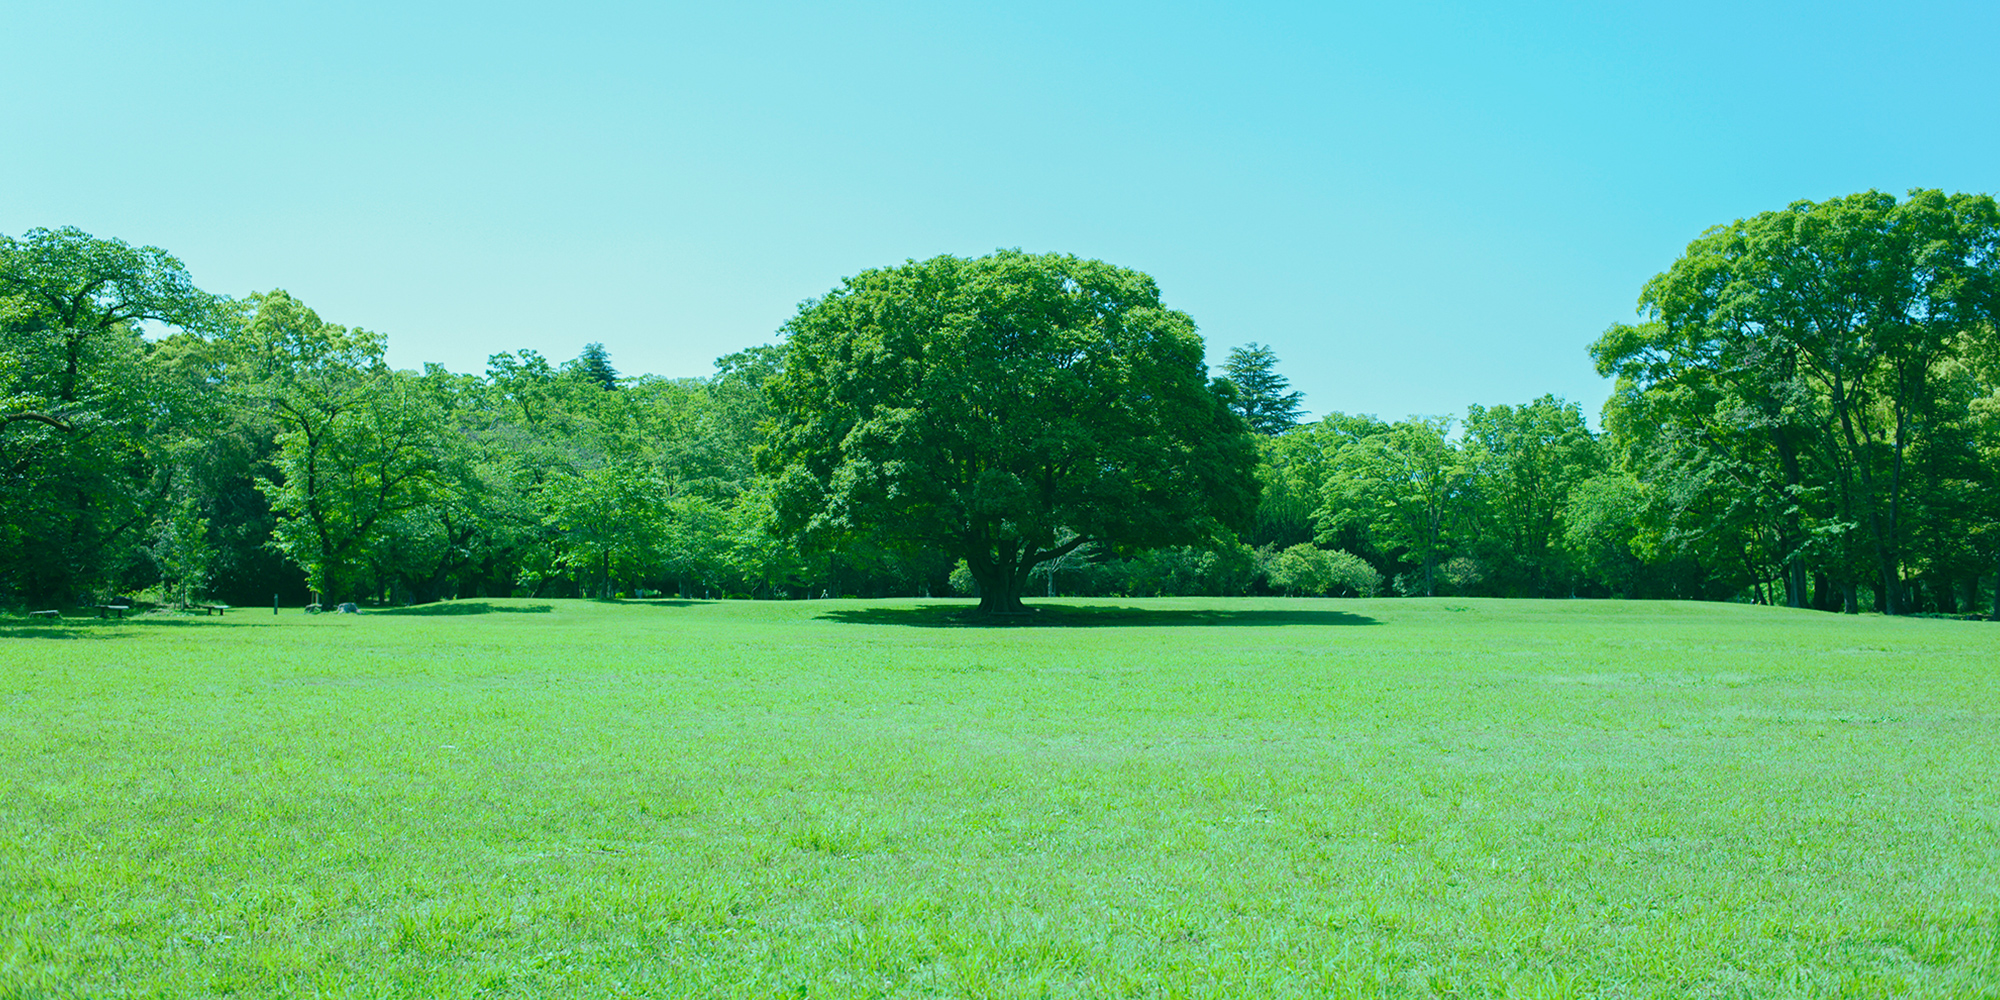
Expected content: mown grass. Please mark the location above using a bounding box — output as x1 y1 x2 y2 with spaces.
1 597 1995 998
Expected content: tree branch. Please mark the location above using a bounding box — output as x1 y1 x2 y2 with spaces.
1 411 74 432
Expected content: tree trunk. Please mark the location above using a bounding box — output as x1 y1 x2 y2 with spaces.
1831 369 1901 616
977 574 1028 614
965 534 1088 614
1777 434 1807 611
969 544 1030 613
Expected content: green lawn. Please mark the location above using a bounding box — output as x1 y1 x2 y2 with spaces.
2 598 1996 998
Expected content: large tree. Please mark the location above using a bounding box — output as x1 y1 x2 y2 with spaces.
760 250 1260 613
0 226 219 410
233 291 443 603
1593 189 2000 613
0 227 222 602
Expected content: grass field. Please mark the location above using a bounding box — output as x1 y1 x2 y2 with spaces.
1 597 1996 998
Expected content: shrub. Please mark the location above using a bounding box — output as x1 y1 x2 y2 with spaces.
1268 544 1380 597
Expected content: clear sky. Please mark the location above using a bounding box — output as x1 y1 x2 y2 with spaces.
5 0 1995 423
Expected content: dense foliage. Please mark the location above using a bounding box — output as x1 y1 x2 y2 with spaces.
1592 190 2000 614
4 190 1996 613
761 251 1260 612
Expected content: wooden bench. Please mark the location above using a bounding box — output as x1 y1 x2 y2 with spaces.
96 604 132 619
29 609 59 619
193 604 230 616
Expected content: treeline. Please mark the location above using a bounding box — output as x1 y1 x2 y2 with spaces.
4 189 1997 614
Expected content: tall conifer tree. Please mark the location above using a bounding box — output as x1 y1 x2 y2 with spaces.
1223 342 1304 435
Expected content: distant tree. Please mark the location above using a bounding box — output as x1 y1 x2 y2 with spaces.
544 462 667 598
1318 416 1466 597
1560 471 1651 596
365 366 527 604
1969 348 2000 618
762 250 1260 613
236 292 442 603
485 349 560 423
722 482 807 599
1458 395 1600 596
709 344 785 463
1223 342 1305 435
146 491 213 607
572 342 620 391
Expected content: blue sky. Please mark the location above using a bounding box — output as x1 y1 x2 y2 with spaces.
5 0 1995 423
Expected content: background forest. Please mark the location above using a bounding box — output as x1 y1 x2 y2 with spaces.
4 189 1998 616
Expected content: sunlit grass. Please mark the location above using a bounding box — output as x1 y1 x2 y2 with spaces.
2 598 1996 997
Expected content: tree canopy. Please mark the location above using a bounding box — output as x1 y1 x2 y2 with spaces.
1223 342 1305 435
0 228 222 601
571 342 620 391
1592 189 2000 613
760 250 1261 612
5 202 1999 617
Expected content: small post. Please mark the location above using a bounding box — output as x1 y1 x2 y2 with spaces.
274 593 279 616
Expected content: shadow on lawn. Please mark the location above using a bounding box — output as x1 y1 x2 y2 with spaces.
0 625 89 640
375 601 556 616
819 604 1381 629
0 615 268 638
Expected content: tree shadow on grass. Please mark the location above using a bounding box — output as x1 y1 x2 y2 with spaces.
817 604 1381 629
374 601 556 616
0 625 89 640
0 615 271 638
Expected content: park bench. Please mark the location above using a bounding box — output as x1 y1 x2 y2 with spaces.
29 610 59 618
96 603 133 619
193 604 230 616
